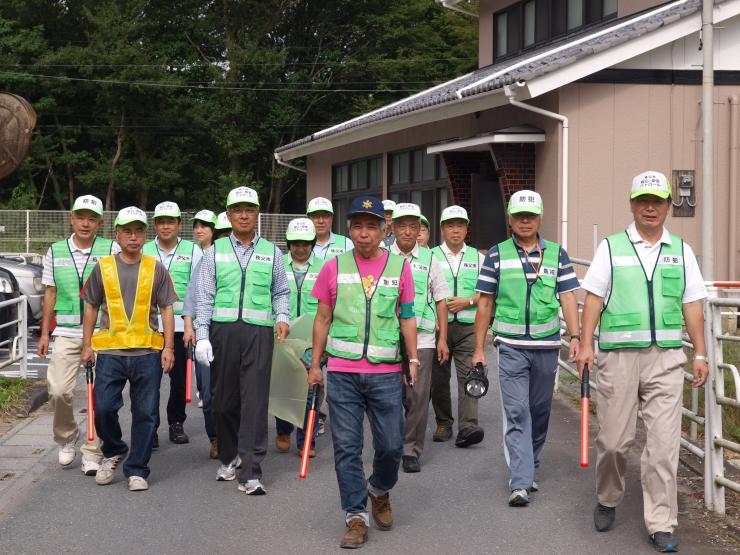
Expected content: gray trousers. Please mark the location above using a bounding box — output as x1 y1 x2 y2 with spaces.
210 321 274 483
497 343 558 491
431 321 478 431
403 348 436 458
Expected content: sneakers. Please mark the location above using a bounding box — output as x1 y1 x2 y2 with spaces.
216 456 241 481
340 517 368 549
128 476 149 491
317 414 326 436
58 431 78 466
209 439 219 460
433 424 452 442
594 503 616 532
508 489 530 507
369 492 393 530
530 480 539 493
168 422 189 444
455 426 484 448
238 479 266 495
80 458 100 476
650 531 679 552
95 454 125 485
197 399 203 408
276 434 291 453
402 455 421 473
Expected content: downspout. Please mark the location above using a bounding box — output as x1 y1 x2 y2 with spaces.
701 0 715 279
274 152 307 174
436 0 478 18
504 84 569 250
730 95 738 280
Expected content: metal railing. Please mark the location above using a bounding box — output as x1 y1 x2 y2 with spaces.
0 295 28 378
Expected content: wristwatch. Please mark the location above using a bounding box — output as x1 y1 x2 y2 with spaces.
468 298 474 306
408 358 421 367
695 355 708 362
568 334 581 341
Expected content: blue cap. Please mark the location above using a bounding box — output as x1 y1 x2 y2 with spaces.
347 195 384 220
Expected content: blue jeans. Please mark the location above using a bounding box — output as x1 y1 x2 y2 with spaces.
196 361 216 440
327 371 404 522
94 352 163 479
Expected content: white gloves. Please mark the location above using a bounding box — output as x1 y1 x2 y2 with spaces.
195 339 214 365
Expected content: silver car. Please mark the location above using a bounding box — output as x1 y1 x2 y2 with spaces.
0 255 44 323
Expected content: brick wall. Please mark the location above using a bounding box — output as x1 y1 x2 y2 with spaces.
441 151 482 214
490 143 536 203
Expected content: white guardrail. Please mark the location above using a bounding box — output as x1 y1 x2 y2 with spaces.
558 256 740 514
0 295 28 378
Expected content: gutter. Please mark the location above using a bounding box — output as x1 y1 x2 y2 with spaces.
504 83 569 250
436 0 478 18
274 152 307 174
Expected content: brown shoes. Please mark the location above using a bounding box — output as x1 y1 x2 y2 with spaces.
209 439 218 460
433 424 453 442
340 518 368 549
276 434 291 453
296 447 316 458
369 492 393 530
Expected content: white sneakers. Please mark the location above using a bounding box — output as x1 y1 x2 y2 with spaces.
80 458 100 476
58 432 78 466
238 479 266 495
128 476 148 491
216 456 242 481
95 454 124 485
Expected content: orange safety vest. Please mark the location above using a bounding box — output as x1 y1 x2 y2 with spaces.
91 255 164 351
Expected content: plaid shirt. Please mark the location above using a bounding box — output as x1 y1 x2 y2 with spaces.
194 233 290 341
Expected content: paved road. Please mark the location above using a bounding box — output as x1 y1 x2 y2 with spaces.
0 347 732 554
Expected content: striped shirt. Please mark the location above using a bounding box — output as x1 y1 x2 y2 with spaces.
193 233 290 341
476 235 579 349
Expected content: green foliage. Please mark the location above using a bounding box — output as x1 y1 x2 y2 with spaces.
0 376 28 414
0 0 478 213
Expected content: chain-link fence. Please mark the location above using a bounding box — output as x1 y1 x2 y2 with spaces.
0 210 302 254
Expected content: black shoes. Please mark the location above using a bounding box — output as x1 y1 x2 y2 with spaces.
650 532 679 552
593 503 616 532
169 422 189 444
402 456 421 473
455 426 484 448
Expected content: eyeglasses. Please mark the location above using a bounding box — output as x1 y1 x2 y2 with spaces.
228 206 258 216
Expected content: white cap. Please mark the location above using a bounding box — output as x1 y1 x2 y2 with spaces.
307 197 334 214
507 190 543 215
215 211 231 230
226 186 260 208
286 218 316 241
392 203 421 220
193 209 217 226
630 171 671 199
71 195 103 216
440 205 469 224
382 199 397 212
153 201 181 219
114 206 148 227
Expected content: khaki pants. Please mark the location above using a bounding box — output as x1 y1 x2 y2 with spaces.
47 335 102 462
595 345 686 534
403 348 436 458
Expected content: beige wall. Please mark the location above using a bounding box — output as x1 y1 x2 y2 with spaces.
618 0 668 19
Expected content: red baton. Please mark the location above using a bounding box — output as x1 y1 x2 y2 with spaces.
185 345 194 404
299 384 321 479
580 366 591 468
85 362 95 442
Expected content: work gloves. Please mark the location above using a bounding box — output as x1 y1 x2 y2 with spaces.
195 339 214 365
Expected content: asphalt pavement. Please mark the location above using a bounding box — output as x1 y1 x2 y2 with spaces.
0 346 732 554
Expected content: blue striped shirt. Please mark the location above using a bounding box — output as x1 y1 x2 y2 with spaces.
476 235 579 349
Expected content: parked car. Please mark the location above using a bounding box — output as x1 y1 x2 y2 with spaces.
0 266 21 343
0 255 44 323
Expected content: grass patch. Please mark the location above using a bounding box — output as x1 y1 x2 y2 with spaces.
0 376 31 416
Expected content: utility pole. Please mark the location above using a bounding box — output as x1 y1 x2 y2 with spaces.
702 0 715 279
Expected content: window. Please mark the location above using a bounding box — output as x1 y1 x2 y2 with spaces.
332 155 382 232
496 12 508 57
567 0 583 30
524 1 536 47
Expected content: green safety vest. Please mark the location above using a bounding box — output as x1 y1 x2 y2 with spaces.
212 236 275 327
285 253 323 320
408 247 437 333
143 238 197 315
326 251 404 364
51 236 114 326
432 245 480 324
599 231 685 350
492 238 561 339
319 233 351 260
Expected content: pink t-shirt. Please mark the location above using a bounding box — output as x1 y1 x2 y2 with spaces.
311 250 415 374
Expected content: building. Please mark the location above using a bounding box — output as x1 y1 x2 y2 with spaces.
274 0 740 279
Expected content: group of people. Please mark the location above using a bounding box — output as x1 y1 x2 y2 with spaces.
38 169 709 552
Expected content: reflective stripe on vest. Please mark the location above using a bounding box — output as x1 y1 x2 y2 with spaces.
432 246 480 324
326 251 404 364
142 239 196 316
492 238 561 339
212 236 275 327
91 255 164 350
51 237 113 327
409 247 436 333
321 233 351 260
598 231 685 350
285 253 323 320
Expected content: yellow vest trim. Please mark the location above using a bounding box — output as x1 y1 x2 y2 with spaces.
92 255 164 351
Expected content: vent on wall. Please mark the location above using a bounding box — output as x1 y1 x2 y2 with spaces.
671 170 696 217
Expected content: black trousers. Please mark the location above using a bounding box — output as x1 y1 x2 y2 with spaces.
165 331 187 425
210 321 274 482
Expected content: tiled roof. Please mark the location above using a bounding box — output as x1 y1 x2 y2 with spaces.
276 0 702 154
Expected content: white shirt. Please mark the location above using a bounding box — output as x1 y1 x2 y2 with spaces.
582 222 707 304
390 241 450 349
438 241 485 276
42 234 121 338
151 237 203 333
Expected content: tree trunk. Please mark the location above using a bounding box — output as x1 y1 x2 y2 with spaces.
106 114 125 211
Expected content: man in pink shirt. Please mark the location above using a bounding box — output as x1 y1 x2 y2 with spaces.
308 194 419 549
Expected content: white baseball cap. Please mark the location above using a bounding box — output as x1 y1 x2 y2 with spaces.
382 199 397 212
215 211 231 230
508 190 543 215
420 214 430 228
153 201 181 219
392 203 421 220
226 186 260 208
286 218 316 241
71 195 104 217
193 209 217 226
307 197 334 215
114 206 148 227
630 171 671 199
440 205 469 224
